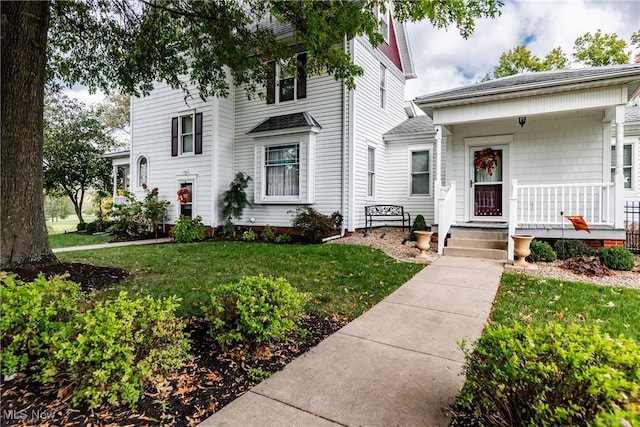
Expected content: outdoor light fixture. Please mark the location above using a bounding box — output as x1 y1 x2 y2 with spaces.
518 116 526 127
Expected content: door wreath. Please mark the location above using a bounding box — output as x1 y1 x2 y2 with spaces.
177 187 191 204
474 148 499 176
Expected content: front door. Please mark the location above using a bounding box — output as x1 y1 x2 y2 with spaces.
471 146 505 220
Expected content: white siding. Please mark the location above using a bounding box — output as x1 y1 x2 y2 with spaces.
131 79 233 226
447 113 607 221
351 38 408 229
233 66 345 227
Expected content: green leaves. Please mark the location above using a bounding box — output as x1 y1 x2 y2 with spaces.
573 30 632 67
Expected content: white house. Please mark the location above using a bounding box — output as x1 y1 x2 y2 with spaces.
122 10 421 236
414 65 640 258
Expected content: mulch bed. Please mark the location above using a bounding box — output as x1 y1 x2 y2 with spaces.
1 263 346 426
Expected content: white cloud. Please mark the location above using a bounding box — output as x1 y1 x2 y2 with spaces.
65 84 106 106
405 0 640 100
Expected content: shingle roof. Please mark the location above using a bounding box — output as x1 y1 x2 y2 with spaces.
248 112 321 133
384 115 434 135
415 64 640 104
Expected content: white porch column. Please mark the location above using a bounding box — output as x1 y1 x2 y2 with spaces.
434 125 443 224
614 105 625 228
112 165 118 198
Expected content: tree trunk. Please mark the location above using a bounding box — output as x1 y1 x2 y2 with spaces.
1 1 57 268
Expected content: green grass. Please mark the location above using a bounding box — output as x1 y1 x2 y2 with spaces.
57 242 424 319
48 232 112 249
47 214 97 234
491 272 640 341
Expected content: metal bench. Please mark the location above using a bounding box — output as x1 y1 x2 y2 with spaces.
364 205 411 235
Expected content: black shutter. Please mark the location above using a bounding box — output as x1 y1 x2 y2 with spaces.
194 112 203 155
171 117 178 157
297 53 307 100
266 61 275 104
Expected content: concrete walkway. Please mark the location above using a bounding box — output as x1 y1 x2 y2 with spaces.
52 237 173 253
200 256 504 427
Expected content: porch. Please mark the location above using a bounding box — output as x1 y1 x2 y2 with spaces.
433 181 626 260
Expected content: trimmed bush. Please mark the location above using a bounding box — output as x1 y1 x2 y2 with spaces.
0 273 85 376
459 322 640 426
597 246 635 271
172 215 206 243
242 229 257 241
291 207 336 242
40 292 189 408
260 225 277 242
527 240 557 262
203 275 307 347
554 239 593 260
275 233 291 243
410 214 428 240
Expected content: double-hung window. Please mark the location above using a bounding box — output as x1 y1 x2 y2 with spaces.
611 144 633 189
171 112 203 156
379 64 386 109
367 146 376 198
411 150 430 195
265 144 300 196
379 6 389 42
267 53 307 104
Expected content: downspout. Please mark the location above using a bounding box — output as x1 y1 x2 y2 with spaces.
347 37 356 233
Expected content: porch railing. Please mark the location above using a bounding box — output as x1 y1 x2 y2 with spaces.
437 181 456 255
513 181 614 226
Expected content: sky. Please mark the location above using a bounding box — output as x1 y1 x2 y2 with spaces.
404 0 640 100
68 0 640 105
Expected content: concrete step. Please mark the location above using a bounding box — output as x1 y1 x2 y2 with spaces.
450 230 508 241
443 247 508 260
447 238 508 250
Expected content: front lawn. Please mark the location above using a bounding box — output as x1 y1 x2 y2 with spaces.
48 232 112 248
491 272 640 341
57 241 424 319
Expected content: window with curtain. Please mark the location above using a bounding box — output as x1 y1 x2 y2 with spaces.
265 144 300 196
611 144 633 189
138 156 147 187
411 150 430 195
368 146 375 198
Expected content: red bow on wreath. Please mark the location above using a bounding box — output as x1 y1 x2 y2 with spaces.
474 148 499 176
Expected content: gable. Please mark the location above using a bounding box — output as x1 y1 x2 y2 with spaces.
377 10 403 72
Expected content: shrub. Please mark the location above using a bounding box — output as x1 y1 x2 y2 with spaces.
275 233 291 243
242 229 257 241
40 293 189 408
222 172 252 237
108 187 170 237
554 239 593 260
203 275 307 347
459 322 640 426
172 215 206 243
592 403 640 426
410 214 428 240
290 207 336 243
260 225 277 242
527 240 557 262
597 246 635 271
0 273 85 376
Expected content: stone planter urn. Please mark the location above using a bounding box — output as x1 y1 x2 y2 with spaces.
511 235 535 267
414 231 433 260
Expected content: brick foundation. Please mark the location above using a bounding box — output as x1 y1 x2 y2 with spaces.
603 239 625 248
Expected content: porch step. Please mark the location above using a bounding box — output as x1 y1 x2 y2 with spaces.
444 228 508 260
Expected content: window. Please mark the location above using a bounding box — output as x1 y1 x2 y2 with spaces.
171 112 202 156
138 156 147 187
179 182 193 217
379 6 389 42
267 53 307 104
611 144 633 189
379 64 386 109
411 150 430 195
266 144 300 196
368 146 375 198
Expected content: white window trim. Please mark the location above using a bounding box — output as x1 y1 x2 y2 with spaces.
135 153 149 189
253 131 316 204
367 144 376 200
379 63 386 110
408 145 432 197
176 175 198 219
178 110 195 156
378 5 390 42
611 140 636 192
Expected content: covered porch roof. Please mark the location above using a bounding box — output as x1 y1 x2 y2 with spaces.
414 64 640 126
